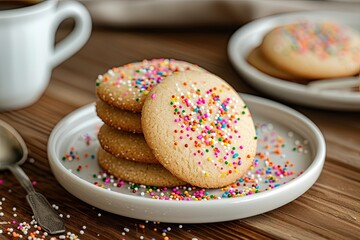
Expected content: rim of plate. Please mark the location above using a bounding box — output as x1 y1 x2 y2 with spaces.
48 94 326 208
228 11 360 110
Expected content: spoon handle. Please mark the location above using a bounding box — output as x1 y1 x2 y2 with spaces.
9 165 65 234
27 192 65 234
8 165 35 193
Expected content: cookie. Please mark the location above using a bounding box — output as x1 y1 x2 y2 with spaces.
247 46 301 82
96 100 142 133
96 58 206 113
142 71 257 188
98 124 158 164
97 148 187 187
260 21 360 79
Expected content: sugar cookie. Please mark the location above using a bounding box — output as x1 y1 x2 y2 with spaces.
96 59 205 112
97 148 186 187
142 71 257 188
98 124 158 164
96 100 142 133
247 47 301 82
260 21 360 79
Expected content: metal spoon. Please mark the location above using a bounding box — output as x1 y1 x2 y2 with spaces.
0 119 65 234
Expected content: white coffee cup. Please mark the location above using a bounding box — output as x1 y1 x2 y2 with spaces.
0 0 91 110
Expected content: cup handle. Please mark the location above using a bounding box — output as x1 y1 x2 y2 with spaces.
51 1 92 67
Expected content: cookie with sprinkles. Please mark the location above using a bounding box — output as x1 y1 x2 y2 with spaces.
96 100 142 133
96 59 206 113
260 21 360 80
142 71 257 188
98 124 158 164
97 148 186 187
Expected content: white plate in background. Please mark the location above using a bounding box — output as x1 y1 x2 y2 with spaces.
48 94 325 223
228 11 360 111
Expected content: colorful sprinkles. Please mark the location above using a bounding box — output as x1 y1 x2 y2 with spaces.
167 81 256 178
0 196 83 239
278 21 356 58
95 59 199 104
0 195 195 240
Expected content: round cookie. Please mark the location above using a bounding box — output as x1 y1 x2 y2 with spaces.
96 100 142 133
260 21 360 79
97 148 187 187
96 58 206 113
98 124 158 164
247 46 302 82
142 71 257 188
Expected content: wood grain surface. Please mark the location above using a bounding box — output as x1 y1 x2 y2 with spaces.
0 27 359 240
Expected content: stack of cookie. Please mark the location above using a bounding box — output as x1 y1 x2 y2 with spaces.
95 59 204 187
247 21 360 83
96 59 258 188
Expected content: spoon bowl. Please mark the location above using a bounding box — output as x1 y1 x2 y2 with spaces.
0 120 28 169
0 119 65 234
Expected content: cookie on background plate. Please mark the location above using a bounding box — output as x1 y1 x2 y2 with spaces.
98 124 158 164
247 46 301 82
142 71 257 188
96 100 142 133
260 21 360 80
96 58 206 113
97 148 187 187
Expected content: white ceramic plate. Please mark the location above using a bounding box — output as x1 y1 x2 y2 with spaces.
48 94 325 223
228 11 360 110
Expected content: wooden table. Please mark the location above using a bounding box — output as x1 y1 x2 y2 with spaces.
0 27 359 240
